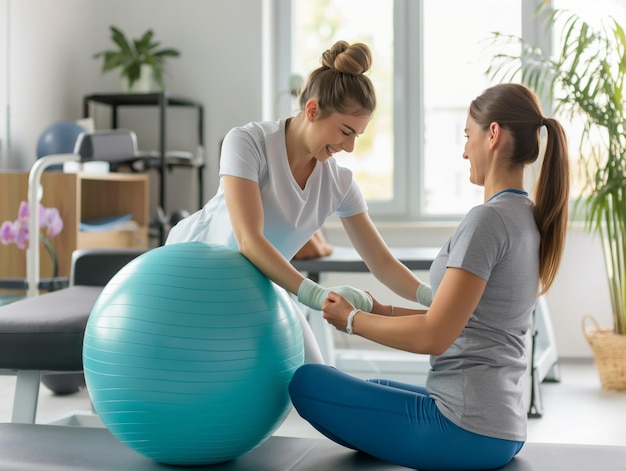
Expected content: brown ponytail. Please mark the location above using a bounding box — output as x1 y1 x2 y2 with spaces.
533 117 569 294
469 83 570 294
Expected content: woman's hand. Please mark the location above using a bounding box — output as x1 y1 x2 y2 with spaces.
322 291 356 333
298 279 373 311
368 291 393 316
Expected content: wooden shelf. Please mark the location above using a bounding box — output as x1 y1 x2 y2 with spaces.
0 171 149 284
83 92 205 245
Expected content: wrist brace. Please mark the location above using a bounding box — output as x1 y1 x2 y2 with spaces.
416 283 433 307
331 285 373 312
297 278 327 310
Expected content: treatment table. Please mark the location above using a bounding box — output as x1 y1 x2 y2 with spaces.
0 249 145 424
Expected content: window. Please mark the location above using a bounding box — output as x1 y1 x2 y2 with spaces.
292 0 394 202
276 0 527 221
421 0 522 216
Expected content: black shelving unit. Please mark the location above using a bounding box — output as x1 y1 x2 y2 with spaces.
82 92 205 244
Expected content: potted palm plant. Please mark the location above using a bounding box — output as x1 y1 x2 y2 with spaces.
486 5 626 390
93 26 180 92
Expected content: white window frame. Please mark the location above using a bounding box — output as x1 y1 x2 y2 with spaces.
267 0 551 222
0 0 9 168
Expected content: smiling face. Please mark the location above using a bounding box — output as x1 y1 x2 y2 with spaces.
463 114 491 186
305 100 371 162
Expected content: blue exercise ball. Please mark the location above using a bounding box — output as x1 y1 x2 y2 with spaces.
36 120 85 158
83 242 305 466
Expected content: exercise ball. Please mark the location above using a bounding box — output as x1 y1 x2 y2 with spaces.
83 242 304 466
36 120 85 158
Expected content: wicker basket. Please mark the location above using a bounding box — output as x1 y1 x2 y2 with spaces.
583 314 626 391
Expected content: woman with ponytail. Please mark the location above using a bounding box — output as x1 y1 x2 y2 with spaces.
289 83 570 470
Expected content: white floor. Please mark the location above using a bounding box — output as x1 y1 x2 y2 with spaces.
1 358 625 447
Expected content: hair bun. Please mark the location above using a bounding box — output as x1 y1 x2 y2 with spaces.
321 40 372 76
298 39 376 115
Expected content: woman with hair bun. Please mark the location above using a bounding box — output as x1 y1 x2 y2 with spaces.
167 41 427 363
289 83 570 470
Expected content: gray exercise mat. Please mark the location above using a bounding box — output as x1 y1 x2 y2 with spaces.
0 424 624 470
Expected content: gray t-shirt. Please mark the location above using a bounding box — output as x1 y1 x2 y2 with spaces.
426 192 540 442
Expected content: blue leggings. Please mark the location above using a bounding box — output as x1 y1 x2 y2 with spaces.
288 364 524 470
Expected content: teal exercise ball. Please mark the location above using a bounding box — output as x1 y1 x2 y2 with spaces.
83 242 305 466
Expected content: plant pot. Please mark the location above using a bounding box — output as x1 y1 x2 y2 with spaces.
123 64 153 93
583 314 626 391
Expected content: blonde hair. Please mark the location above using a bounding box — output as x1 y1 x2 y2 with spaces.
298 40 376 117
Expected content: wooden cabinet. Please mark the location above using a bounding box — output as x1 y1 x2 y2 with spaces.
0 172 148 283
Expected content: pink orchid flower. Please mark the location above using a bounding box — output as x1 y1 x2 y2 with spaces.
0 201 63 249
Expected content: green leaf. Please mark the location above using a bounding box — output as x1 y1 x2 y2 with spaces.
109 26 133 58
92 25 180 89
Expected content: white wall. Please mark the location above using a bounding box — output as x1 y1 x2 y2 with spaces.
2 0 612 359
546 226 612 357
5 0 264 209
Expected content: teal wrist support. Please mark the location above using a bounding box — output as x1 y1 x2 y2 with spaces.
297 278 326 310
332 286 373 312
416 283 433 307
297 279 373 312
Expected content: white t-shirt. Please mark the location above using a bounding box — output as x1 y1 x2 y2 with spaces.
166 119 368 259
